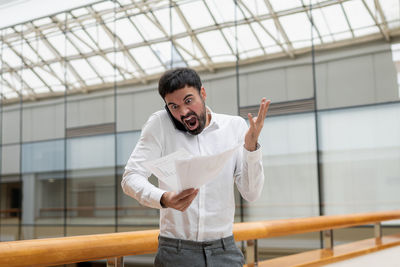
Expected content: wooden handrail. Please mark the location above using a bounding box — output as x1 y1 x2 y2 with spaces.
0 208 21 214
233 209 400 241
39 206 152 212
0 229 160 267
0 210 400 267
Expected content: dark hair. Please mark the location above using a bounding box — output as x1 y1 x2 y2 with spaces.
158 68 202 99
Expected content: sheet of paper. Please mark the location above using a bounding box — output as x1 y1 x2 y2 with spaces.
175 144 241 190
141 148 192 191
141 144 241 191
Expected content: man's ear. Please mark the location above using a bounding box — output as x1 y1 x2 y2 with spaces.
200 86 207 101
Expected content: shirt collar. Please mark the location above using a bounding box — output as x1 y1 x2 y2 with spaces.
203 106 219 132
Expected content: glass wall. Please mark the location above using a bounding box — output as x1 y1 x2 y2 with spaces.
320 103 400 217
0 3 400 266
117 131 159 228
246 112 319 221
66 134 116 235
0 131 146 240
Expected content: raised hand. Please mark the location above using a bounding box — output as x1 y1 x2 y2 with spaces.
160 188 199 212
244 98 271 151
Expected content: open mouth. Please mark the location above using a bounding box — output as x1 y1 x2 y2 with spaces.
183 115 199 130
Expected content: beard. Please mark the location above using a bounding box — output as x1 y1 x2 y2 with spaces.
181 102 207 135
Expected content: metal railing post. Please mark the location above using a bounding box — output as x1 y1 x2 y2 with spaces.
246 239 258 267
374 222 382 239
323 229 333 250
107 257 124 267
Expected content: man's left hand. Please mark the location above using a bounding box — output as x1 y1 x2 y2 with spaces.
244 98 271 151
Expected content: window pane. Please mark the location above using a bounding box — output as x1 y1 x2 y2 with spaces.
117 131 141 166
269 0 302 12
115 18 144 45
197 30 231 57
0 225 19 241
1 178 21 227
179 1 214 29
342 0 375 31
2 144 20 174
245 113 319 221
130 46 162 73
132 14 164 41
206 0 244 24
320 4 350 34
22 140 64 173
22 172 64 226
117 173 159 227
280 13 312 49
66 168 115 226
66 134 115 170
153 7 186 35
320 103 400 218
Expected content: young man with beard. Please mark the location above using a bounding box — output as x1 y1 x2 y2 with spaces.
122 67 270 266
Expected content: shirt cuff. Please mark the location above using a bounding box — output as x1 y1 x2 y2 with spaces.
151 187 167 209
243 143 262 162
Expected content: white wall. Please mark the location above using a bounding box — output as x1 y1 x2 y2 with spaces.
117 86 164 131
1 40 398 140
22 102 65 142
1 144 19 174
67 94 114 128
2 109 20 144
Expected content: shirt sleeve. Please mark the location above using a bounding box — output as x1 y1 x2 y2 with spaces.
121 113 166 209
234 118 265 202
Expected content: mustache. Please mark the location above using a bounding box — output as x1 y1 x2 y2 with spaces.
181 111 198 121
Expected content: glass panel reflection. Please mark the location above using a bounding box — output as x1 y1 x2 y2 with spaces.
0 225 19 241
67 134 115 170
117 173 159 227
66 168 115 225
34 172 64 225
117 131 141 166
22 139 64 173
320 103 400 215
0 176 21 226
245 112 319 221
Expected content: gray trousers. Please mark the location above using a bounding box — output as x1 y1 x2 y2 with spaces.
154 235 245 267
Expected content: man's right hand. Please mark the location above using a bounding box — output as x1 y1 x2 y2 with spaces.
160 188 199 212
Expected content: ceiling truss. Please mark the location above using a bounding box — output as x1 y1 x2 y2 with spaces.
0 0 399 103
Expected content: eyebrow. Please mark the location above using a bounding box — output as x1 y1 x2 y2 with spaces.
167 94 193 107
183 94 193 100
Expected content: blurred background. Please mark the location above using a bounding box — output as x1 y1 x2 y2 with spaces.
1 0 400 265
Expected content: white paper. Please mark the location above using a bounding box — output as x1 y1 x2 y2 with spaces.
141 144 241 191
141 148 192 191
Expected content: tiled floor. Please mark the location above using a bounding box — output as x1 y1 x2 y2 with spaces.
324 246 400 267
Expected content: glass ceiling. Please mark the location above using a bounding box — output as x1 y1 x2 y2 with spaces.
1 0 400 103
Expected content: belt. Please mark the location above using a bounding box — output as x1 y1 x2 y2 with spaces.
158 235 236 250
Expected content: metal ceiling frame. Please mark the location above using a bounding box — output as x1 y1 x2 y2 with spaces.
0 0 399 104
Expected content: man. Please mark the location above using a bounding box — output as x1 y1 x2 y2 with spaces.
122 68 270 266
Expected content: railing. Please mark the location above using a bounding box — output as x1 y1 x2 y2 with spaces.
0 210 400 267
38 206 157 218
0 208 21 218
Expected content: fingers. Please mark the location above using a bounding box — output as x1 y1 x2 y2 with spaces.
244 98 270 152
178 191 198 211
247 113 255 129
257 98 270 123
164 188 199 212
256 97 266 119
175 189 198 211
176 188 198 200
249 98 270 127
261 99 271 121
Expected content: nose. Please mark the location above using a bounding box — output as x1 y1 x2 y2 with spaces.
179 106 190 117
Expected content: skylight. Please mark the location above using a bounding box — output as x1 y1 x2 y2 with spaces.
0 0 399 103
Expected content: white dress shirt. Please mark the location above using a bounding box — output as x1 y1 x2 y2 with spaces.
122 108 264 241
